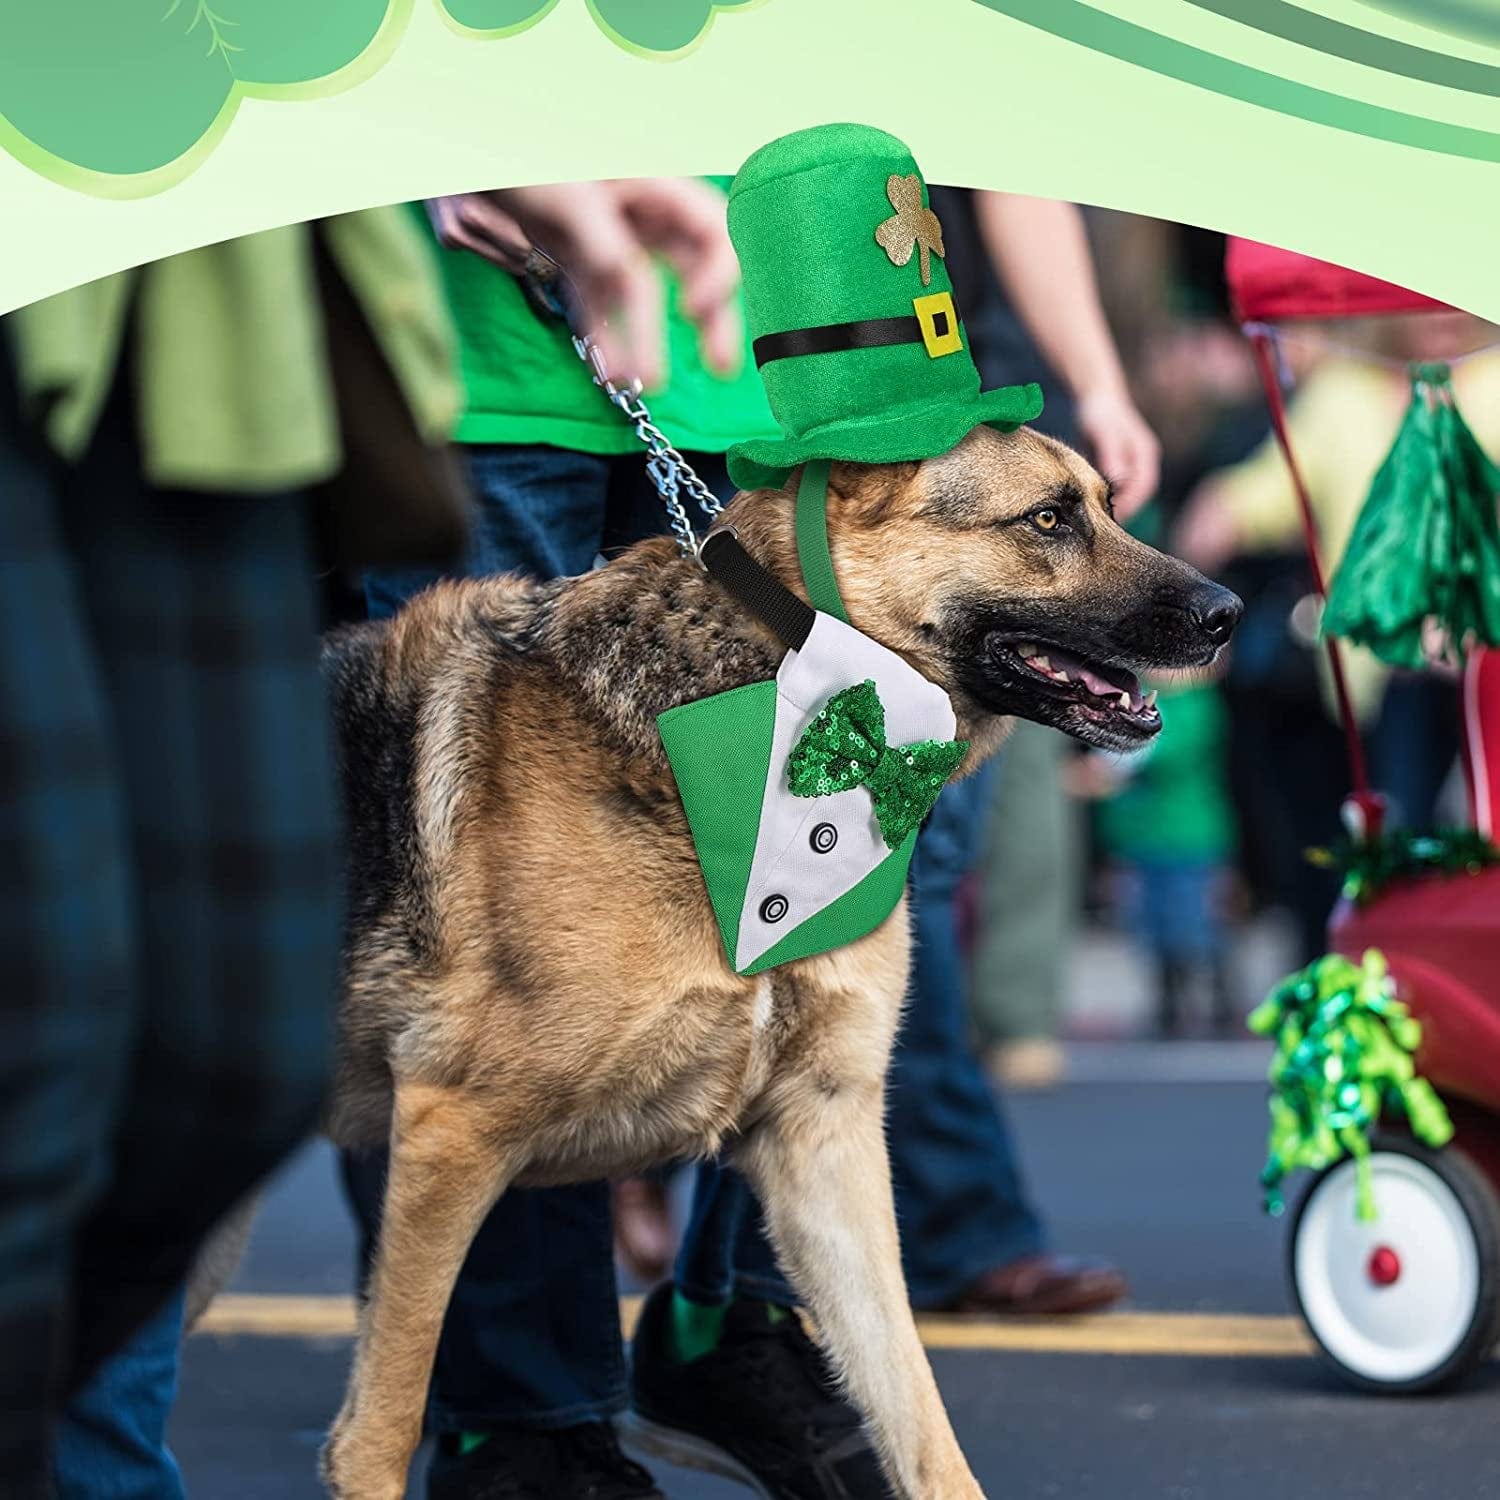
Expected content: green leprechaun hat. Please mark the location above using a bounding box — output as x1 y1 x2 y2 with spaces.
726 123 1044 492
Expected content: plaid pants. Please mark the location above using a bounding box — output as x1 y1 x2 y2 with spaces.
0 354 342 1494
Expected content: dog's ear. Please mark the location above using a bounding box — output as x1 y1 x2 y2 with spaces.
827 460 921 530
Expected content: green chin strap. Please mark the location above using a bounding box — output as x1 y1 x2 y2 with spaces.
794 460 849 625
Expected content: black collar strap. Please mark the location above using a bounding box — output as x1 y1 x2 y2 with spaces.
700 529 813 652
700 462 843 654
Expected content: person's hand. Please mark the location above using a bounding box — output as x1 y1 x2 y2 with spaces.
426 191 532 273
427 183 664 387
608 178 742 380
1172 481 1241 575
1074 386 1161 521
1061 752 1127 801
1419 617 1463 679
426 179 740 391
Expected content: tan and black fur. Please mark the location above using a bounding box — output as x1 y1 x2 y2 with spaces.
318 426 1240 1499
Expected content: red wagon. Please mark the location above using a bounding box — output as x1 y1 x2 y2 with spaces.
1230 240 1500 1392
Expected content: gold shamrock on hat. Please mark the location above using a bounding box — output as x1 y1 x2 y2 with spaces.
874 173 945 287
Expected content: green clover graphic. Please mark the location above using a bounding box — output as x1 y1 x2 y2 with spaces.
439 0 563 38
0 0 405 192
0 0 765 195
587 0 761 55
441 0 761 57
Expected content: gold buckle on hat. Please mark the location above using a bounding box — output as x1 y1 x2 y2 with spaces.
913 292 962 359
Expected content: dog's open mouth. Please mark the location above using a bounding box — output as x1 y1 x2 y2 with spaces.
990 639 1162 747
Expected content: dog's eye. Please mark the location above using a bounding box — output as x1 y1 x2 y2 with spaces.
1031 509 1061 533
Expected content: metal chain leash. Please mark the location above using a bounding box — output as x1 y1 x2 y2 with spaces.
520 246 725 561
570 332 725 561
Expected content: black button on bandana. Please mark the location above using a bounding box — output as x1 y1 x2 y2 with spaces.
760 894 790 924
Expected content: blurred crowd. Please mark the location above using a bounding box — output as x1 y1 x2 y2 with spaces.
3 176 1495 1500
965 213 1500 1088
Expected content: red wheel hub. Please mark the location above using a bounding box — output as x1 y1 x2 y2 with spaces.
1367 1245 1402 1287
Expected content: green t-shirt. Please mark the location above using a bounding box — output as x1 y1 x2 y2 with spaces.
1090 501 1236 862
1096 683 1237 863
413 184 778 455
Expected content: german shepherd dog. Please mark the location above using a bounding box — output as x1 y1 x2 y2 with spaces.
318 425 1240 1499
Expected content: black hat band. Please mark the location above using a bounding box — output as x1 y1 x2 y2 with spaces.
753 291 962 369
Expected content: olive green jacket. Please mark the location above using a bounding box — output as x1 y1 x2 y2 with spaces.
8 208 460 494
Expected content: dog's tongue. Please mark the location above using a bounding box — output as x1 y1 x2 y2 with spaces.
1041 648 1142 707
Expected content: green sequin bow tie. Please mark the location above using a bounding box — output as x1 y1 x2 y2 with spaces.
787 679 968 849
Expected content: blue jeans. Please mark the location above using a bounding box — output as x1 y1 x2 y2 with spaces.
342 443 1044 1430
678 763 1045 1311
51 1292 187 1500
1367 672 1459 832
363 443 672 619
891 762 1047 1303
0 359 340 1492
1124 857 1230 965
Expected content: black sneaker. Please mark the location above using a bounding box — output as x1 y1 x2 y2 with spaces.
426 1420 665 1500
624 1283 895 1499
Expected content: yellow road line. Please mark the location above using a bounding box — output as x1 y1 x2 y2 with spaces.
194 1295 1315 1358
912 1311 1313 1357
197 1295 359 1339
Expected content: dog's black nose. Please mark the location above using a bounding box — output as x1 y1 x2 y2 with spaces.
1191 583 1243 647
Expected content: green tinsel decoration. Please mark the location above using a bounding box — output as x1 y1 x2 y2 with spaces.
1323 363 1500 668
1248 949 1452 1221
1306 826 1500 905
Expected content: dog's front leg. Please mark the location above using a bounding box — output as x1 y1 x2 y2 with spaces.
322 1080 516 1500
736 1076 985 1500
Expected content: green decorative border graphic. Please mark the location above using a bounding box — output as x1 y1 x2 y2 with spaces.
3 0 1499 320
583 0 763 60
4 0 1496 197
0 1 414 198
1181 0 1500 93
1363 0 1500 48
0 0 765 197
440 0 763 59
437 0 565 42
973 0 1500 162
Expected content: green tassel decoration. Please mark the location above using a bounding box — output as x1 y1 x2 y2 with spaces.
1306 826 1500 905
1247 949 1453 1221
1323 363 1500 668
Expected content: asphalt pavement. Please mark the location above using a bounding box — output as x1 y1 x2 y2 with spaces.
169 1063 1500 1499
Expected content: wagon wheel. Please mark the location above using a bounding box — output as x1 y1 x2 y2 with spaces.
1288 1136 1500 1393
